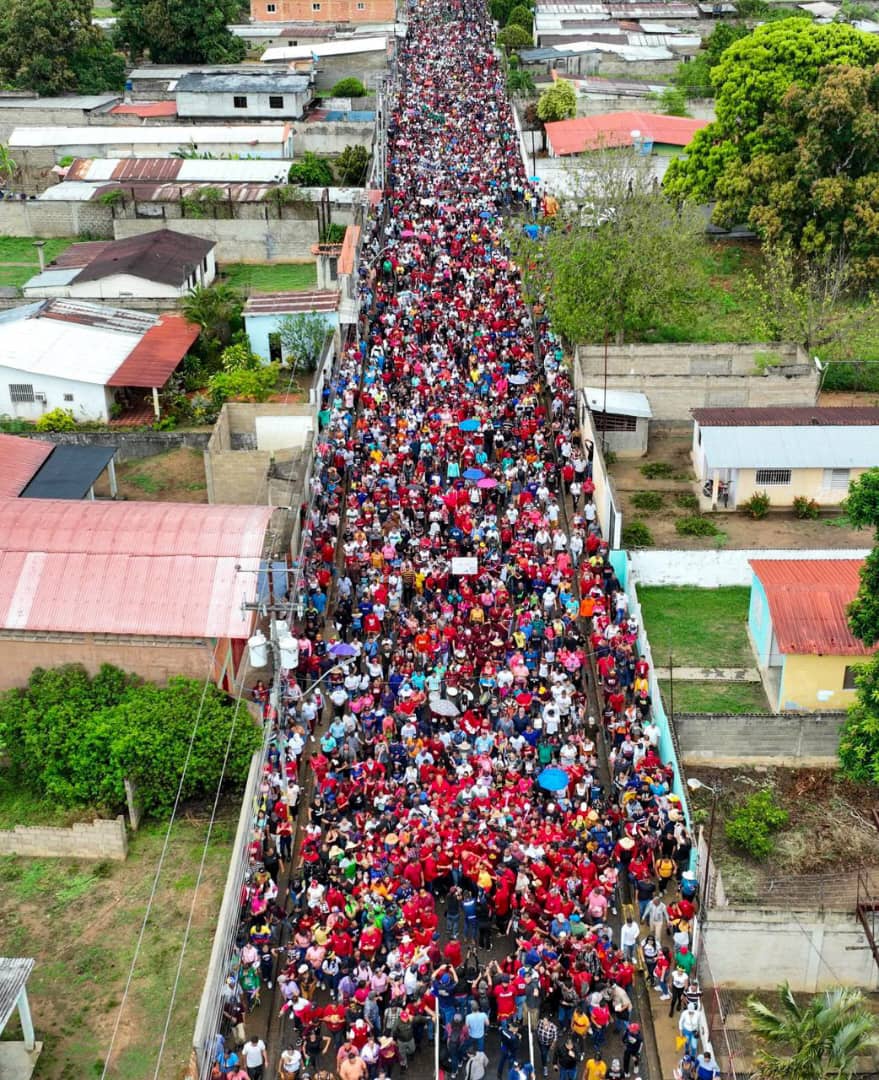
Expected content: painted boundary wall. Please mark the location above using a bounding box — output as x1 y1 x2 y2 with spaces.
676 711 845 767
21 429 210 463
0 815 128 861
702 908 878 992
578 393 623 549
629 548 871 588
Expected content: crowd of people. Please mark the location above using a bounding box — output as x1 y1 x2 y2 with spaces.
212 2 708 1079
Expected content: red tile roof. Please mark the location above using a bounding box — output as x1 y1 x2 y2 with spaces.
0 499 275 638
749 559 873 657
0 435 53 498
545 111 708 155
693 406 879 427
110 101 179 118
106 313 200 387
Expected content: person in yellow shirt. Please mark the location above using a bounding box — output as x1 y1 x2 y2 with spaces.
585 1057 607 1080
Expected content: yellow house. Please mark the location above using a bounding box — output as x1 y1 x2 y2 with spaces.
691 406 879 511
748 559 874 713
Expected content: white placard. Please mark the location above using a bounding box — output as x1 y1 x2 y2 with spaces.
451 557 478 576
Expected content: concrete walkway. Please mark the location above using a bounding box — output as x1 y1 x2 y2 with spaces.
654 667 761 682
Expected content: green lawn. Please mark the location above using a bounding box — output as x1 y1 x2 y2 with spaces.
638 585 753 668
0 799 236 1080
0 236 76 290
221 261 317 293
660 678 770 714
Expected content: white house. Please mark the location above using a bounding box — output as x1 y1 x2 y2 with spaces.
22 230 216 301
0 300 199 423
176 71 312 121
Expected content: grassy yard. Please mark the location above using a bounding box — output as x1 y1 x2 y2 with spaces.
638 585 754 668
221 262 317 293
0 794 236 1080
0 237 76 289
660 678 769 714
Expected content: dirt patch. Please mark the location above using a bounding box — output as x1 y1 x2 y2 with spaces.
610 428 869 550
94 447 208 503
687 766 879 905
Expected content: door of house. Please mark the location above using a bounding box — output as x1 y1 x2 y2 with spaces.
769 629 783 669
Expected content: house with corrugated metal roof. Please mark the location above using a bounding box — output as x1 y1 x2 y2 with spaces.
0 299 199 424
175 71 312 121
691 406 879 512
0 499 282 693
748 559 874 712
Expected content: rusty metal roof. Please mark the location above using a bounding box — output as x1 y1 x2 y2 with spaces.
693 407 879 427
0 500 275 639
106 313 200 387
0 435 53 498
749 559 873 657
244 290 340 315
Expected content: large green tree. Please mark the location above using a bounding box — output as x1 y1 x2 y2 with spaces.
113 0 246 63
511 149 703 344
0 0 124 94
844 467 879 646
838 653 879 783
747 983 878 1078
665 21 879 239
536 78 577 122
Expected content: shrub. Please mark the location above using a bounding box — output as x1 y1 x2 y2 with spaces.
675 515 719 536
621 521 655 547
632 491 664 512
219 342 261 371
675 492 700 511
209 363 279 403
288 152 334 187
640 461 674 479
35 407 77 432
743 491 771 519
725 788 789 861
496 24 533 50
331 77 367 98
335 144 370 186
793 495 820 520
0 664 261 817
506 3 533 28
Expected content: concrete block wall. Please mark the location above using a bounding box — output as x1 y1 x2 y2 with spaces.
575 343 819 421
676 712 845 767
703 908 878 992
0 198 113 238
22 429 210 464
0 815 128 861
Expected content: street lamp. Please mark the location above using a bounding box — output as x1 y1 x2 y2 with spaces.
687 777 721 958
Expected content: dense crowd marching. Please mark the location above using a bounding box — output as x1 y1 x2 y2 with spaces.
213 2 718 1079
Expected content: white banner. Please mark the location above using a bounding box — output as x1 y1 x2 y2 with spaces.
451 557 478 576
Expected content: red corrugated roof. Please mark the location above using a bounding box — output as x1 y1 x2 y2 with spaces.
106 313 200 387
110 101 179 118
545 111 708 155
749 559 873 657
0 499 275 638
0 435 53 498
112 158 183 182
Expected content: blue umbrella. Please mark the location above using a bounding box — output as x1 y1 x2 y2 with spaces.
459 418 480 432
529 175 541 183
330 642 358 658
480 210 493 219
509 373 529 385
537 767 569 792
463 468 485 481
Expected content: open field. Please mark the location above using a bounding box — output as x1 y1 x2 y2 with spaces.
638 585 753 668
661 678 769 714
0 798 235 1080
94 447 208 502
220 262 317 293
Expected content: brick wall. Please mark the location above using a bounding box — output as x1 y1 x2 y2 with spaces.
0 815 128 861
576 343 819 421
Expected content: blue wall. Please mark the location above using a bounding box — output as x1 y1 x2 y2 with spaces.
246 310 339 363
748 572 772 668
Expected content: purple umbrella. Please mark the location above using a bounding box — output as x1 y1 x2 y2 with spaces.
477 477 498 489
330 642 358 657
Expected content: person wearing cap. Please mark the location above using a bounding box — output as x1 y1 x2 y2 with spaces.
679 1001 703 1058
584 1056 607 1080
621 1022 642 1078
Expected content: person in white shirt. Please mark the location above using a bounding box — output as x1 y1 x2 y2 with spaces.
242 1036 267 1080
620 916 640 962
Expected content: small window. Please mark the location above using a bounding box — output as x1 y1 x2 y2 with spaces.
63 393 74 402
594 412 637 433
269 95 284 109
312 2 321 9
9 383 34 403
844 665 859 690
357 2 366 8
266 2 276 8
329 256 339 281
233 95 248 109
755 468 791 486
823 467 850 491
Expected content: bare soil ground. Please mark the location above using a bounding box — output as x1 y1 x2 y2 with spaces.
93 448 208 503
610 428 869 550
687 766 879 905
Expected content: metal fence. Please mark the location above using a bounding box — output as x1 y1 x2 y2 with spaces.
698 949 749 1080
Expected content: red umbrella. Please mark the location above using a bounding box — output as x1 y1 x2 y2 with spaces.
516 692 532 707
